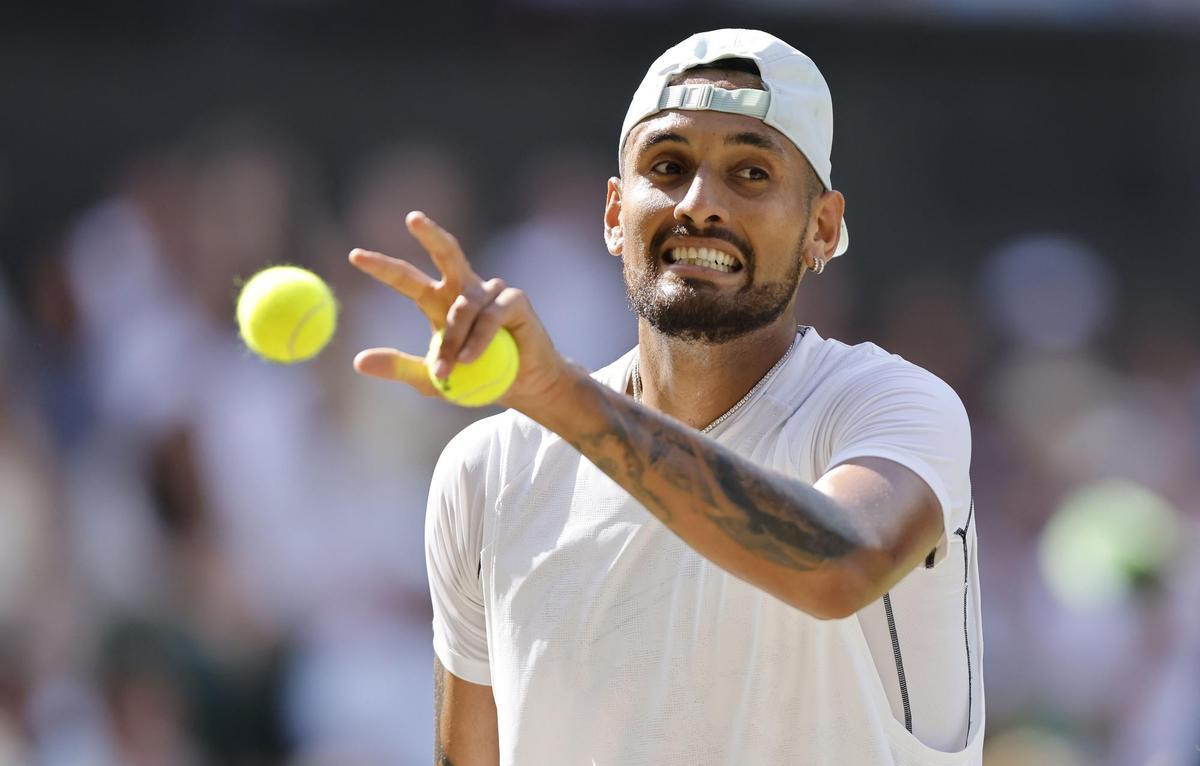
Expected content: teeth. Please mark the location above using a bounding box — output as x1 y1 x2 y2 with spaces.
667 247 737 273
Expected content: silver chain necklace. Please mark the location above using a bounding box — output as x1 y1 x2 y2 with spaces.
631 327 805 435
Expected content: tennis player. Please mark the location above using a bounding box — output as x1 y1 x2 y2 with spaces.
351 28 984 766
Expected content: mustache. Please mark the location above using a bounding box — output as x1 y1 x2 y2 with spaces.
648 223 754 270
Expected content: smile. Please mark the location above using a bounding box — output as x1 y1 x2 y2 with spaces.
665 247 742 274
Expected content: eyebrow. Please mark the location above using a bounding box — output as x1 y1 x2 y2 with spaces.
642 129 689 149
637 128 784 156
725 131 785 155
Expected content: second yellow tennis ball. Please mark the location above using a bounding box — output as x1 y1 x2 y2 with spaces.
426 327 519 406
236 266 337 363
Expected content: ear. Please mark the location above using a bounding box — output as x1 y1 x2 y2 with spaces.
604 177 623 256
806 188 846 267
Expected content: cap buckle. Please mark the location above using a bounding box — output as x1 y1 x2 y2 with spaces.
682 84 714 109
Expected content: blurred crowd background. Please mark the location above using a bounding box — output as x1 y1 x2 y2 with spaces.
2 2 1199 765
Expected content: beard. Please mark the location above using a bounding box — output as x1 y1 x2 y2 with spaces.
624 223 804 344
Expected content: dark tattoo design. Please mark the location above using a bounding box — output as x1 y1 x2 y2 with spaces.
570 378 860 572
568 391 673 520
708 449 858 564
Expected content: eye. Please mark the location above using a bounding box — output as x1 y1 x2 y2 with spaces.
735 166 769 181
650 160 683 175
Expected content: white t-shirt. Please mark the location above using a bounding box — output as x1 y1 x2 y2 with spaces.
427 328 985 765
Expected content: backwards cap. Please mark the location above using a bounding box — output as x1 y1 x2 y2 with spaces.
620 29 848 257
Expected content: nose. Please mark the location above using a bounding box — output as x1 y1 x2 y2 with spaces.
673 169 728 226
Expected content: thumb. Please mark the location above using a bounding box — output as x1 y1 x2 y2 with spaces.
353 348 440 398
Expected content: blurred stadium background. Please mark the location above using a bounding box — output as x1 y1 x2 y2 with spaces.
1 1 1198 764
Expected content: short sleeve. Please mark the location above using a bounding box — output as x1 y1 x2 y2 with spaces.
426 421 495 685
823 361 972 562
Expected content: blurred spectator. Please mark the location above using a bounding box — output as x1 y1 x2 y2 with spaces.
267 140 494 764
332 140 480 476
982 234 1114 355
43 125 336 764
0 388 56 766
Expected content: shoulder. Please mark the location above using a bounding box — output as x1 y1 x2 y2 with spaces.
807 334 966 416
435 409 537 483
805 332 919 379
780 333 970 472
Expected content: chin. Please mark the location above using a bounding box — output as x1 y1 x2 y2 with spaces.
626 267 794 344
641 300 784 345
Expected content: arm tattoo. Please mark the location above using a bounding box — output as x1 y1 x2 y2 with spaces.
708 449 857 564
569 379 860 572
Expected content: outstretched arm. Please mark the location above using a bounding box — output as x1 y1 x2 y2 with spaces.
531 366 942 618
350 212 943 619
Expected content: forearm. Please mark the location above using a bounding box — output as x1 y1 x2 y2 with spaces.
525 366 881 618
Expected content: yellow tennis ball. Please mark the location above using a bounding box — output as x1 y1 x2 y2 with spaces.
236 266 337 363
426 327 519 407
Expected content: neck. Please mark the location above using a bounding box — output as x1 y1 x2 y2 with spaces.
634 317 799 430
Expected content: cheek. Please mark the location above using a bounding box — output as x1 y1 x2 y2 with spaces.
620 183 675 249
766 198 811 240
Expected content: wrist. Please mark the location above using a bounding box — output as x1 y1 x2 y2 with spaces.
514 361 596 433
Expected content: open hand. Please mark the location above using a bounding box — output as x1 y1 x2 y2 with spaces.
349 211 570 411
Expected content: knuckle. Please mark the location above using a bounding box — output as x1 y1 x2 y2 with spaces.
446 301 473 325
484 277 507 293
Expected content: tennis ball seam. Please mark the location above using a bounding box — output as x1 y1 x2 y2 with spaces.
287 297 335 361
235 265 336 364
427 328 519 406
437 345 518 401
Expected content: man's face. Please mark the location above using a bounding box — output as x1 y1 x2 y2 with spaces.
614 72 817 344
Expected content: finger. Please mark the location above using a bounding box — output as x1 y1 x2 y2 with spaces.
456 282 518 364
352 348 439 397
348 248 443 321
433 278 506 379
405 211 475 292
458 286 535 364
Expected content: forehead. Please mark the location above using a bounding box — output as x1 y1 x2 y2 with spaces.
625 109 799 162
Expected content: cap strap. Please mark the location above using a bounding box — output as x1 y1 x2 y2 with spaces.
657 84 770 119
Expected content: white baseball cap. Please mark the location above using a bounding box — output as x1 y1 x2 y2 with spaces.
620 28 848 257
